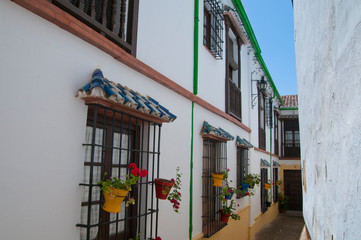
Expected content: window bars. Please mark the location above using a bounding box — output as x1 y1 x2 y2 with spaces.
204 0 224 59
202 139 227 237
77 104 161 240
236 148 248 199
50 0 139 55
273 168 279 203
260 168 268 213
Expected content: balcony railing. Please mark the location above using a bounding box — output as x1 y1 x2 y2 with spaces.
283 143 300 158
228 79 242 120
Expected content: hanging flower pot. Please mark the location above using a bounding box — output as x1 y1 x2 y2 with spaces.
264 183 271 190
211 173 224 187
225 190 234 200
276 181 281 186
103 188 129 213
155 178 174 200
220 209 231 223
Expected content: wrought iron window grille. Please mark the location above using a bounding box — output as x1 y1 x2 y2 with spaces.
50 0 139 55
77 104 161 240
260 168 268 213
201 138 227 238
236 148 248 199
203 0 224 59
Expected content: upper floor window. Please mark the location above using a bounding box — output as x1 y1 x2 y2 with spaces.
225 14 243 121
203 0 224 59
274 111 279 155
282 119 300 157
51 0 139 56
258 92 266 150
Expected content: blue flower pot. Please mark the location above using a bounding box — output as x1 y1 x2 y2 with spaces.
225 191 234 200
241 183 250 191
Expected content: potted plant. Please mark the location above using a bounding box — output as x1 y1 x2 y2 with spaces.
219 169 240 223
278 193 288 213
98 163 148 213
154 178 174 200
238 173 261 197
211 171 224 187
167 166 182 213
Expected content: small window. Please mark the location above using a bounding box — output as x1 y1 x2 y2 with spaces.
203 0 224 59
202 138 227 237
236 148 248 198
51 0 139 56
77 104 161 240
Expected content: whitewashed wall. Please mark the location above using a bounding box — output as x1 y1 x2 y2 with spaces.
0 1 192 239
294 0 361 239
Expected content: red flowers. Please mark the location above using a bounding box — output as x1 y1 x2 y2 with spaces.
139 169 148 178
129 163 147 178
155 237 162 240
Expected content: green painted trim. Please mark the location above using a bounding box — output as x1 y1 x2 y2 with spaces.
279 107 298 110
232 0 283 104
189 0 199 239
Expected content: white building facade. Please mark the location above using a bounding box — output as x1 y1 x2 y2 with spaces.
0 0 287 239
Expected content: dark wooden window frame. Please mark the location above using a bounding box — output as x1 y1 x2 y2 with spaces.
225 14 243 121
50 0 139 56
273 168 278 203
258 92 266 150
282 119 300 158
202 138 227 238
274 111 279 156
77 104 162 240
236 147 248 199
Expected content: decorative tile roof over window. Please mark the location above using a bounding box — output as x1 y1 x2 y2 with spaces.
260 159 271 167
201 121 234 141
273 161 281 167
236 136 253 148
281 95 298 108
77 69 177 123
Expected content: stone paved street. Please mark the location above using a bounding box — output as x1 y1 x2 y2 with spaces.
254 211 305 240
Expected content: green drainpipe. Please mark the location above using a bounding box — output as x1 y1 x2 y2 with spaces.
269 92 276 199
190 0 199 239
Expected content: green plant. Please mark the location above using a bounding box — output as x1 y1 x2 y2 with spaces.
239 173 261 196
219 169 240 221
98 163 148 193
167 166 182 213
277 193 288 209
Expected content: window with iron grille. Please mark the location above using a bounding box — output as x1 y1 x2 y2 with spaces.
225 14 242 121
50 0 139 56
260 168 268 213
273 168 278 203
236 147 248 199
203 0 224 59
258 92 266 150
202 138 227 237
77 104 161 240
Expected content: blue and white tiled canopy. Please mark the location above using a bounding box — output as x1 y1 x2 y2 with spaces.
273 161 281 167
77 69 177 123
260 159 271 167
236 136 254 148
201 121 234 141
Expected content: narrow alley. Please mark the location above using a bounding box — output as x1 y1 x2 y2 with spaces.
254 211 304 240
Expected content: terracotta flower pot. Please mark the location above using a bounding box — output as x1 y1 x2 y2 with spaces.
220 209 231 223
211 173 224 187
264 183 271 190
103 188 129 213
155 178 174 199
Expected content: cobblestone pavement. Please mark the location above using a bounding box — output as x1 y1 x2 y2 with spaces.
254 211 305 240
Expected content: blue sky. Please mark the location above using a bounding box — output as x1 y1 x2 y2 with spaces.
241 0 298 95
